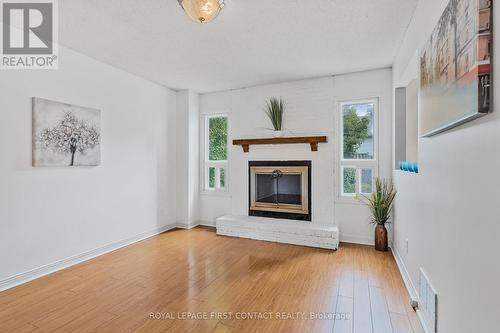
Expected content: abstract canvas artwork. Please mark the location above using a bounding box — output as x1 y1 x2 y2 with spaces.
420 0 492 136
32 97 101 167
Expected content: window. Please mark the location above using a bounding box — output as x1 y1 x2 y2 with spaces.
204 115 228 191
341 166 357 195
359 168 374 194
340 100 377 197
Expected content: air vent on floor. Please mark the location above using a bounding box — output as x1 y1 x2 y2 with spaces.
419 268 438 332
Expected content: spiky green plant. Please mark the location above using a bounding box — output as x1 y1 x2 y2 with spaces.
264 97 285 131
363 178 397 225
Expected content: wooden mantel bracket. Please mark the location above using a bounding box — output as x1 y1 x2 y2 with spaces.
233 136 328 153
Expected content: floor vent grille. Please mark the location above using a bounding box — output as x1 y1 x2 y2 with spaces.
419 268 438 332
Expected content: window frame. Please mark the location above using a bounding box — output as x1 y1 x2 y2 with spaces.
338 98 379 199
340 98 378 162
203 113 229 193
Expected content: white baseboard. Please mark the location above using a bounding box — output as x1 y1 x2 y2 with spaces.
197 220 216 228
174 222 201 229
391 246 418 300
391 246 433 333
175 220 216 229
0 224 176 292
340 233 374 246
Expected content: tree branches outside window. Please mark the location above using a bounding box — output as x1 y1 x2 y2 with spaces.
208 116 228 161
343 108 370 159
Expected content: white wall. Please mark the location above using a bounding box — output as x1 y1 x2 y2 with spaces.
198 69 393 244
176 90 200 227
0 45 177 285
392 1 500 332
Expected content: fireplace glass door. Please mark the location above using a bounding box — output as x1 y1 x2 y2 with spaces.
250 165 309 217
255 173 302 205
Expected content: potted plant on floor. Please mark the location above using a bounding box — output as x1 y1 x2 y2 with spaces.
264 97 285 137
361 178 396 252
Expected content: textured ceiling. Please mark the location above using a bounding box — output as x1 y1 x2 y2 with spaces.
60 0 418 93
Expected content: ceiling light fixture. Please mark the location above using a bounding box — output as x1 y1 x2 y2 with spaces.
178 0 225 24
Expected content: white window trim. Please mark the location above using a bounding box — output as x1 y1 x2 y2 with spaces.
201 113 229 194
337 98 379 201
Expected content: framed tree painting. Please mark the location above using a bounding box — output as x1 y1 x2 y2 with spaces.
32 97 101 167
420 0 492 137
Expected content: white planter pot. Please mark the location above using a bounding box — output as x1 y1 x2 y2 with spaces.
273 130 283 138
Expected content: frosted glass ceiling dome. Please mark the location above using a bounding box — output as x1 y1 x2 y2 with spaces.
178 0 225 24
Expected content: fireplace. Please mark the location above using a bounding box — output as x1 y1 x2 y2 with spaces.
249 161 311 221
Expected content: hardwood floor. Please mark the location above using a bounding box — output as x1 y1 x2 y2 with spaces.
0 227 423 333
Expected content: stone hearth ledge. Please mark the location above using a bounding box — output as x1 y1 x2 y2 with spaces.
216 215 339 250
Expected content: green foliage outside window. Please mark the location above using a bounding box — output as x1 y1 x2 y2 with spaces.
208 167 215 188
343 107 370 159
343 168 356 194
209 117 227 161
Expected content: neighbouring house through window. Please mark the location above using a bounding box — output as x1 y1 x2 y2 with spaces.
340 99 378 197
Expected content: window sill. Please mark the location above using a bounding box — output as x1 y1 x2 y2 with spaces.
200 190 232 198
335 196 367 205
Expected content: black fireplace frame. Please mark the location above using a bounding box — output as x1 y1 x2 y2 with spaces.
248 160 312 221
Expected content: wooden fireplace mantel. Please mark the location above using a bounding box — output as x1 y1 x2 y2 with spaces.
232 136 328 153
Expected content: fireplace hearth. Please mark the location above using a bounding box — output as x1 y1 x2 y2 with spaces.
249 161 311 221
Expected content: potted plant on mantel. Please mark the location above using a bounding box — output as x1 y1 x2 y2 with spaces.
360 178 397 252
264 97 285 137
